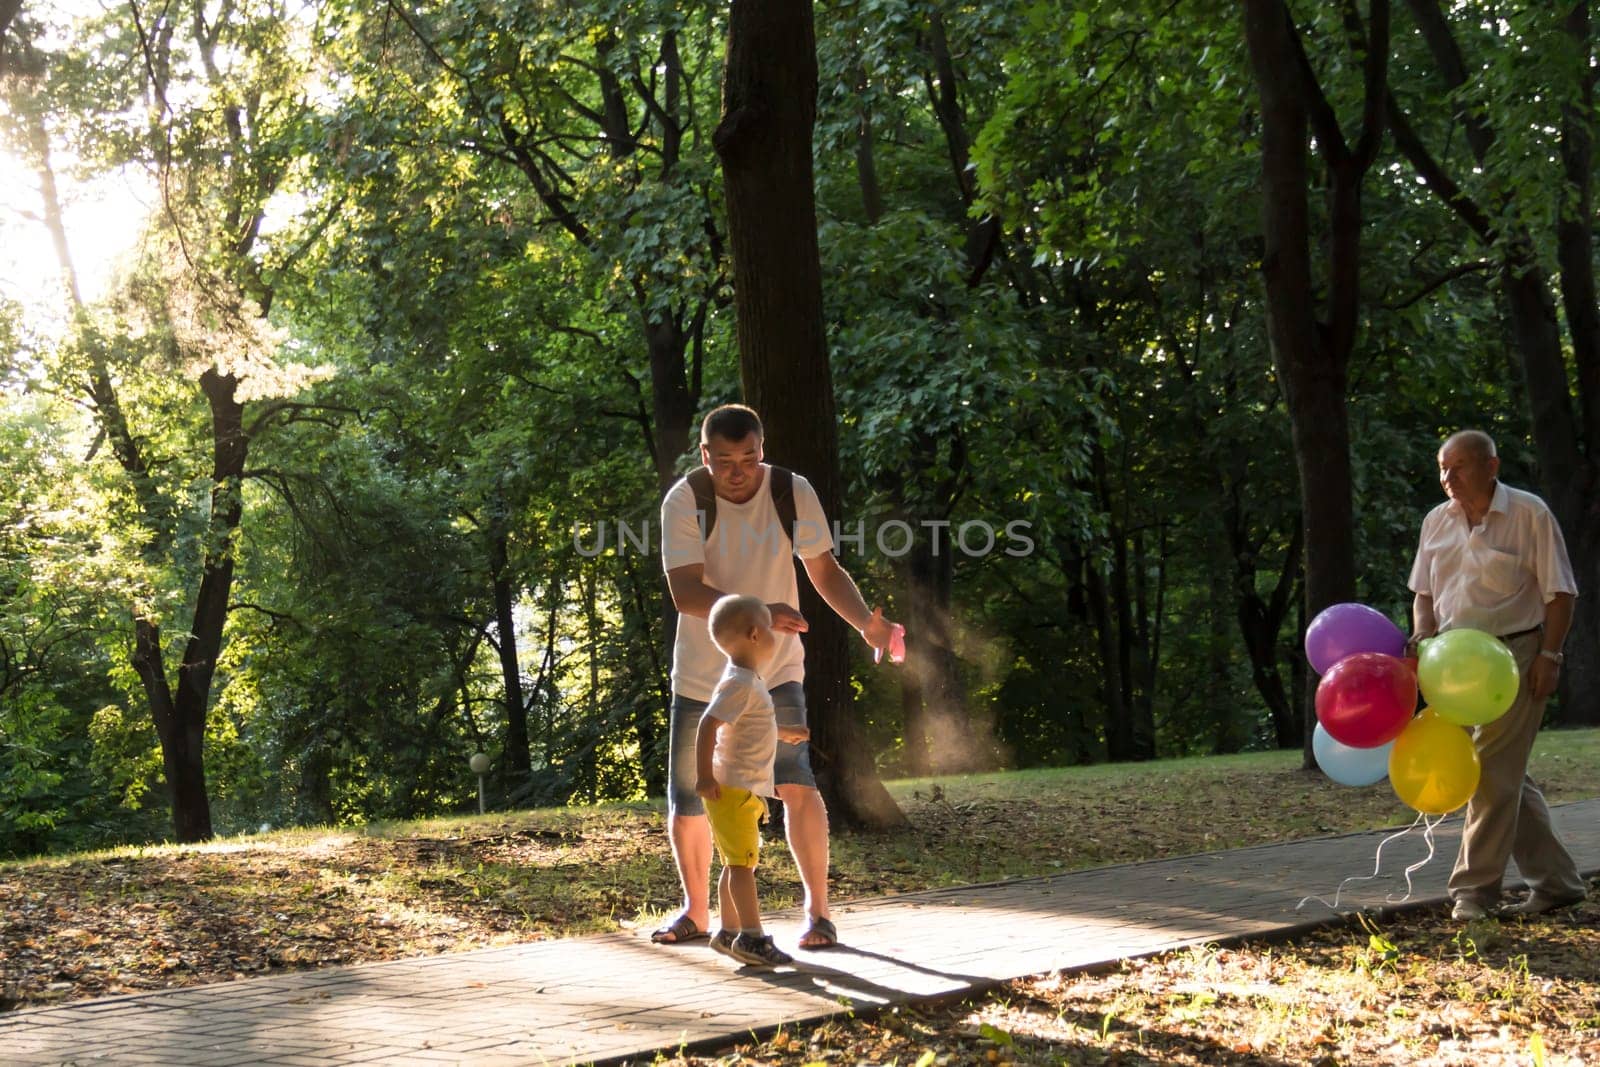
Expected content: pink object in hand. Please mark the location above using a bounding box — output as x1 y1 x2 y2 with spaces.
875 623 907 665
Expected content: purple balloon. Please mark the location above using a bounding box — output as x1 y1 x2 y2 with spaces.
1305 602 1407 675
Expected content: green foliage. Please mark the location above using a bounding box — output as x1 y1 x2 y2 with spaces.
3 0 1595 849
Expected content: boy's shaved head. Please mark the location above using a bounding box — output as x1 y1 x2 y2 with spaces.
708 594 771 649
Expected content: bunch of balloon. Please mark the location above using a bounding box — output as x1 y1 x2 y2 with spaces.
1306 603 1415 786
1385 628 1517 814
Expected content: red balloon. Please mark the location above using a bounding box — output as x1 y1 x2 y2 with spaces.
1315 653 1418 748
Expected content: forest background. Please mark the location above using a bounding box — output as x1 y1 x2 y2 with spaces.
4 0 1600 857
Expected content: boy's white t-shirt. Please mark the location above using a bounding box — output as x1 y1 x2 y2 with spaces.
704 664 778 798
661 465 835 702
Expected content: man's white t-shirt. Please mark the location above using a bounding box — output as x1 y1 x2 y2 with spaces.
704 664 778 797
1408 481 1578 634
661 465 835 701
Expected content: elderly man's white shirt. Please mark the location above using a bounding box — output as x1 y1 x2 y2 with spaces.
1407 481 1577 634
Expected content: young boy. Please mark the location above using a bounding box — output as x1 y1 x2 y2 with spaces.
695 594 809 967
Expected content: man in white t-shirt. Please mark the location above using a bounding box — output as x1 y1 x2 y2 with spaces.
652 404 898 950
1408 429 1588 921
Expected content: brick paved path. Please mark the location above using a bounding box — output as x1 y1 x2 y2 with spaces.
4 799 1597 1066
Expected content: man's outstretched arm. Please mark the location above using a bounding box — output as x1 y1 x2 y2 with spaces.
801 551 896 650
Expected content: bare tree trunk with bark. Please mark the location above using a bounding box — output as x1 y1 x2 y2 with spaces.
1243 0 1389 765
715 0 903 829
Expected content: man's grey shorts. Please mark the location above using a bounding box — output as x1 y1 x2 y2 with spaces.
668 681 814 816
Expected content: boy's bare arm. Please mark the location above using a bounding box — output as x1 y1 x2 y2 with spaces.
778 725 810 744
695 714 723 800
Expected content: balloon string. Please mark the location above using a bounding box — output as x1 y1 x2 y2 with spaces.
1297 811 1424 913
1386 812 1446 904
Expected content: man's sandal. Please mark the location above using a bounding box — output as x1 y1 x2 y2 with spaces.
650 914 710 945
797 915 838 949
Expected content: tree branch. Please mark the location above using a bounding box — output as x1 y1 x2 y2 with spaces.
245 401 359 440
1382 258 1492 310
1283 0 1350 163
1386 94 1495 241
228 601 306 629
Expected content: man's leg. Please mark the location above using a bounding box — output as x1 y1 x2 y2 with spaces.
661 693 713 938
770 682 832 943
1509 772 1586 900
1499 634 1584 901
667 812 713 932
776 781 831 926
1449 634 1573 907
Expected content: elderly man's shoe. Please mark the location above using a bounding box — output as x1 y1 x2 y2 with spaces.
1504 891 1586 917
1451 898 1489 921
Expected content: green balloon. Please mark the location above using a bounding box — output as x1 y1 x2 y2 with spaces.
1416 629 1520 726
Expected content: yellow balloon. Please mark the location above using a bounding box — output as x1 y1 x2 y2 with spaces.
1388 712 1481 814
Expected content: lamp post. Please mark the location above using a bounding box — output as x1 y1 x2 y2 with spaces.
469 752 491 815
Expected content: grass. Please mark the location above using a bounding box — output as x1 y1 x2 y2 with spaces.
2 729 1597 1064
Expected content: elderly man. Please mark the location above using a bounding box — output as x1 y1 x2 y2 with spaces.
653 404 898 949
1408 429 1589 921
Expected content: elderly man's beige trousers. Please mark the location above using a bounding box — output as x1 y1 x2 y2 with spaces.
1449 632 1586 906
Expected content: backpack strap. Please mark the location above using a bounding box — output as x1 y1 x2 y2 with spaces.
685 465 798 551
769 466 797 552
686 467 718 539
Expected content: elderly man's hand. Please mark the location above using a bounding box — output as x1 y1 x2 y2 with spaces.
1530 656 1562 700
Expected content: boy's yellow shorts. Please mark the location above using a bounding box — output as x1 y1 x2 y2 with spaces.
704 787 767 867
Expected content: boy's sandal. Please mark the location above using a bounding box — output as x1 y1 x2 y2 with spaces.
710 929 738 958
730 932 793 967
650 914 710 945
797 915 838 949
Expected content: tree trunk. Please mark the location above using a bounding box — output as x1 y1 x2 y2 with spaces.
1083 556 1130 760
157 368 250 842
853 64 884 225
716 0 903 830
1510 262 1600 725
1552 0 1600 725
1244 0 1388 767
922 7 1002 287
489 527 531 776
645 314 698 491
35 105 225 840
133 368 247 843
1220 467 1303 749
297 732 335 826
617 553 667 795
579 561 601 804
1207 566 1244 753
1393 0 1600 724
1117 526 1159 760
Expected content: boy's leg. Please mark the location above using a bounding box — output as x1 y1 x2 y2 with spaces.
716 864 738 932
706 788 765 934
724 864 762 934
660 693 712 939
